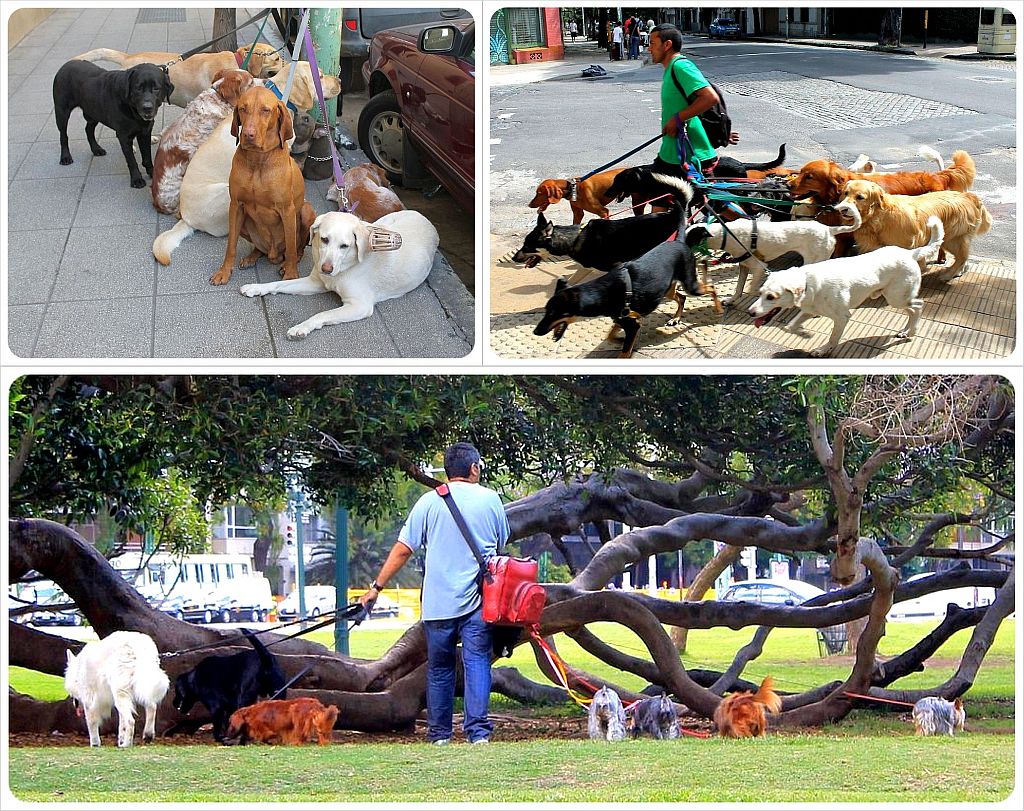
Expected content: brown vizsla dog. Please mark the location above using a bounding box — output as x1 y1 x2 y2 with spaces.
528 168 626 224
212 86 316 285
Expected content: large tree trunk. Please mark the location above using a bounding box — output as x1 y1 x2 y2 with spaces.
212 8 238 52
879 9 903 47
670 543 741 652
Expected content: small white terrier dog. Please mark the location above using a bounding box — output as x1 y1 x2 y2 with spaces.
64 630 170 747
587 685 628 741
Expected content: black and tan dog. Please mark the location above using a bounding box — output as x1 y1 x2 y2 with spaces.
53 60 173 188
533 175 716 358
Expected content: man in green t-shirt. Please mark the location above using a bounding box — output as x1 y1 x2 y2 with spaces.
648 24 740 177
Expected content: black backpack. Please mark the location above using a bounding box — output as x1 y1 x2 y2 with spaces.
669 58 732 149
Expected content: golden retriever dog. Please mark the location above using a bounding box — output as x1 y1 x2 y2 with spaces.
72 43 285 108
835 179 992 280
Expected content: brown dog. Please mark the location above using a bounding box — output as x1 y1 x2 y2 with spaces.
341 163 405 222
71 44 285 108
713 676 783 738
528 168 627 224
212 86 316 285
790 150 976 205
225 697 339 745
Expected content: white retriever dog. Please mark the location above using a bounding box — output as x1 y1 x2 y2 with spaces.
240 209 439 339
64 631 169 747
152 62 341 266
685 206 861 305
747 216 943 357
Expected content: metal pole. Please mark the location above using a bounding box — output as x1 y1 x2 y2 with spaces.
295 494 306 622
334 505 349 654
923 10 929 49
307 6 341 125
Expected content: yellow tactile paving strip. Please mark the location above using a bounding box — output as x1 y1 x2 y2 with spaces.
489 235 1017 360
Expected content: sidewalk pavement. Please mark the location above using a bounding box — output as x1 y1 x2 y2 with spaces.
6 7 474 359
489 34 1013 86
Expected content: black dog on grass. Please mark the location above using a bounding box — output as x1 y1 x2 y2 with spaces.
53 60 173 187
173 628 286 743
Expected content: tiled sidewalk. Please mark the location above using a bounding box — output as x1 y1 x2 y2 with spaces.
489 236 1016 360
6 7 474 359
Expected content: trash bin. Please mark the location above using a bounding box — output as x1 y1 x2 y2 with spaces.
978 7 1016 55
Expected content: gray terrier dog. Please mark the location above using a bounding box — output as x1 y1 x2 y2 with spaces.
587 686 627 741
912 696 966 736
630 693 680 739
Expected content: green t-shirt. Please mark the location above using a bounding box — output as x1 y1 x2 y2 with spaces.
659 55 716 166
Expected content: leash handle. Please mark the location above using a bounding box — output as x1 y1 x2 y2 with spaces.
578 133 662 183
300 11 347 196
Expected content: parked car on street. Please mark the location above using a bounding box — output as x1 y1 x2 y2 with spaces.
887 572 997 621
359 17 475 212
709 17 742 39
719 578 825 606
277 585 338 622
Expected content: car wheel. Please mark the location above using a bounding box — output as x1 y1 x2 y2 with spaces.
310 607 321 619
203 609 214 624
174 610 184 622
220 609 232 624
72 613 82 626
357 90 404 183
250 608 260 623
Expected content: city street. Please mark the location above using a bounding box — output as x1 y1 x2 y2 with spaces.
489 37 1017 360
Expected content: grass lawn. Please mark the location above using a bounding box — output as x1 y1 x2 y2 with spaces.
7 619 1017 803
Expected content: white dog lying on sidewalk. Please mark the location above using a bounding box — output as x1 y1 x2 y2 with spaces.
64 630 169 747
240 209 439 340
747 216 944 357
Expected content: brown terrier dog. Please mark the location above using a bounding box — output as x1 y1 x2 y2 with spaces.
211 85 316 285
713 676 783 738
225 697 339 745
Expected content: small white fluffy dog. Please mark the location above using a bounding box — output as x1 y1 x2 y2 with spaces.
64 631 169 747
913 696 966 736
587 686 628 741
240 209 439 340
747 216 944 357
686 206 861 305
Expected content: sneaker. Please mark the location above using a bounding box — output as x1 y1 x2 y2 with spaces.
432 738 451 746
470 738 490 745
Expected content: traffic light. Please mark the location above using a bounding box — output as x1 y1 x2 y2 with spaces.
285 523 296 545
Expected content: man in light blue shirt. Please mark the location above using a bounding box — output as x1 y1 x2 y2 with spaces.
360 442 510 745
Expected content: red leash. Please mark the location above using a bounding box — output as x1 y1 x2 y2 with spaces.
842 691 916 708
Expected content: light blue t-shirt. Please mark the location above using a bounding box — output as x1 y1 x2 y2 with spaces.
398 481 510 621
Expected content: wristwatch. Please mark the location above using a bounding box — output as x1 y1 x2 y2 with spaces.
370 580 384 592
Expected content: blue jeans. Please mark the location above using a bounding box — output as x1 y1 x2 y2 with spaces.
423 607 493 742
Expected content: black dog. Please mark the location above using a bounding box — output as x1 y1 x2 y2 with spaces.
53 60 173 188
512 207 684 277
606 145 791 220
173 628 286 743
533 175 712 358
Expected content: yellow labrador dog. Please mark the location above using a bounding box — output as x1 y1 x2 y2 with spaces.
239 210 439 340
152 62 341 266
72 44 285 108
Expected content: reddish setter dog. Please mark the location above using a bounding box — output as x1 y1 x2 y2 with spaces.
713 675 783 738
225 697 338 745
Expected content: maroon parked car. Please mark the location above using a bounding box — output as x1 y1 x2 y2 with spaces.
359 17 475 213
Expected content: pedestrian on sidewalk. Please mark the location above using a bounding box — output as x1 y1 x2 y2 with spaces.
647 24 740 180
629 21 641 59
569 20 578 43
611 20 624 61
359 442 510 746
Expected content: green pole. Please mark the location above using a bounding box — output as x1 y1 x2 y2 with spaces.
334 505 349 654
295 494 307 621
308 6 341 125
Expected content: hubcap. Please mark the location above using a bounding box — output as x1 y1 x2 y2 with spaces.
368 110 403 175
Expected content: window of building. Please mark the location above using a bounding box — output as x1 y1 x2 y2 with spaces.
507 7 543 48
224 505 258 539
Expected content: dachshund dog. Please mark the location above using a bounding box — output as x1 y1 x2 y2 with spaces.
211 85 316 285
713 675 782 738
528 168 626 224
225 697 339 745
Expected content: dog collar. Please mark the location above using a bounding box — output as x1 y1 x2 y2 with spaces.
263 79 298 114
619 268 635 319
567 178 578 202
724 217 757 263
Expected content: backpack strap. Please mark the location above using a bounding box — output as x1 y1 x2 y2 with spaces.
668 56 701 105
436 484 492 583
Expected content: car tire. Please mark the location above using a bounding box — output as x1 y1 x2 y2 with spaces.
174 610 184 622
357 90 404 184
220 609 232 624
250 608 260 623
203 609 214 624
310 607 321 619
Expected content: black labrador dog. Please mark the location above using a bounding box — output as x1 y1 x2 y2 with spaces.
173 628 287 743
52 60 173 188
